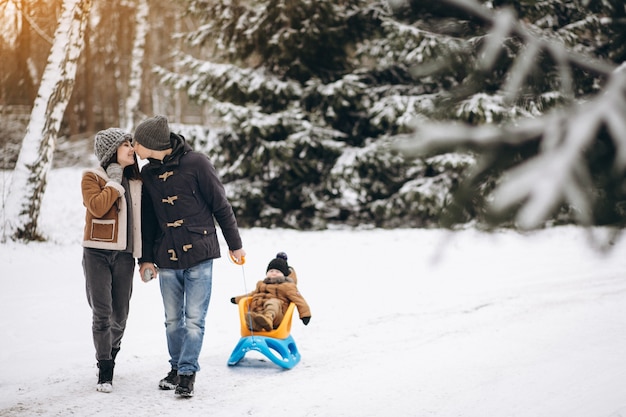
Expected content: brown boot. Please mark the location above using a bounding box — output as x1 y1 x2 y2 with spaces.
245 311 258 331
253 313 273 331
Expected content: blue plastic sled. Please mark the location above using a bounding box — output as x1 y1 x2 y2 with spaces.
227 297 301 369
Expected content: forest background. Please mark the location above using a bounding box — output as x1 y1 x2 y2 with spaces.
1 0 626 240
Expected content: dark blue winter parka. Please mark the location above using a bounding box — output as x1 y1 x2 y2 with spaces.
139 132 243 270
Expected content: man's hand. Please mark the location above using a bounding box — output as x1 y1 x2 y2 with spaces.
229 248 246 265
139 262 158 282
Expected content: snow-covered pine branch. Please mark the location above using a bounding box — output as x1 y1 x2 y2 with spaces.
154 54 301 109
395 0 626 230
444 0 616 77
398 64 626 229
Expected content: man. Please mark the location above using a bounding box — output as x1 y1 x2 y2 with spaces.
134 115 246 398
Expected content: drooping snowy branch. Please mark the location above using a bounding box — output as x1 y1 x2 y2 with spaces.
155 54 302 109
440 0 616 77
395 0 626 229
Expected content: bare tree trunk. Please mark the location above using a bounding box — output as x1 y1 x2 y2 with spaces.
123 0 149 131
14 0 37 105
2 0 92 241
173 11 182 122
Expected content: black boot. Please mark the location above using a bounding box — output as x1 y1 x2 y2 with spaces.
175 373 196 397
159 368 179 390
111 347 120 362
97 359 115 393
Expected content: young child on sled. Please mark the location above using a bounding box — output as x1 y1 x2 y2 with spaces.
231 252 311 332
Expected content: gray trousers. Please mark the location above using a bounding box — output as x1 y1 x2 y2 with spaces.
83 248 134 361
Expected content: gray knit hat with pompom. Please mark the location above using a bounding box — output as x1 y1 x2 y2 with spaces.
94 128 132 167
134 115 171 151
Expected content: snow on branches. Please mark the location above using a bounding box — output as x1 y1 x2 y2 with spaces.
396 0 625 230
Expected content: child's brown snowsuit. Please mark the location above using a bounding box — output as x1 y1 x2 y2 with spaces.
233 267 311 332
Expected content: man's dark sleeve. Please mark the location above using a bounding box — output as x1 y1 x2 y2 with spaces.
139 185 158 264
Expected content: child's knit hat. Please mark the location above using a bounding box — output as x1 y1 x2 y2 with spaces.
266 257 290 277
94 128 132 167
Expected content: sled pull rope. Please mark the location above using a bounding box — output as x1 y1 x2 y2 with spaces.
229 253 248 292
229 253 256 337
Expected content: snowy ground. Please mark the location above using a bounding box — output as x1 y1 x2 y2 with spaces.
2 167 626 417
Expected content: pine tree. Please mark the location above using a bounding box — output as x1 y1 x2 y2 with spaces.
158 0 474 229
156 0 624 230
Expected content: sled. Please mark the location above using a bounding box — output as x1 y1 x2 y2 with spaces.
227 296 301 369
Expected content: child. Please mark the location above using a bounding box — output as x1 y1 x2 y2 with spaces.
231 253 311 331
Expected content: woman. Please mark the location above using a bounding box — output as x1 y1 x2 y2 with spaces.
81 128 142 393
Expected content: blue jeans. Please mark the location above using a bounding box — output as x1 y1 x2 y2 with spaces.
159 259 213 375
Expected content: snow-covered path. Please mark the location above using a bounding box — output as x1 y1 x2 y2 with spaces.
2 168 626 417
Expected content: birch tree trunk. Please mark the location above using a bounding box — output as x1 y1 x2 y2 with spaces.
123 0 149 131
1 0 92 241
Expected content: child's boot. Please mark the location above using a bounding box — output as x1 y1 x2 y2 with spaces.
245 311 257 331
253 313 273 331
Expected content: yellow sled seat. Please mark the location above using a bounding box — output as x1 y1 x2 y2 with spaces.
227 296 301 369
238 296 295 339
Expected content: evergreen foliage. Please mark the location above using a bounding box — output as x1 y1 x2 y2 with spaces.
397 0 626 230
159 0 625 230
158 0 474 229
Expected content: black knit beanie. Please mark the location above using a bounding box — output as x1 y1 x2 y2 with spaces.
134 115 171 151
266 258 290 277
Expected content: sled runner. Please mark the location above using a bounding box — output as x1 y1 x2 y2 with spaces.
227 296 301 369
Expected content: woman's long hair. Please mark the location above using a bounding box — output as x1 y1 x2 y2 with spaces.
103 152 142 180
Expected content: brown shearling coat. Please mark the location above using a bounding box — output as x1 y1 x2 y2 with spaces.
81 167 142 257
